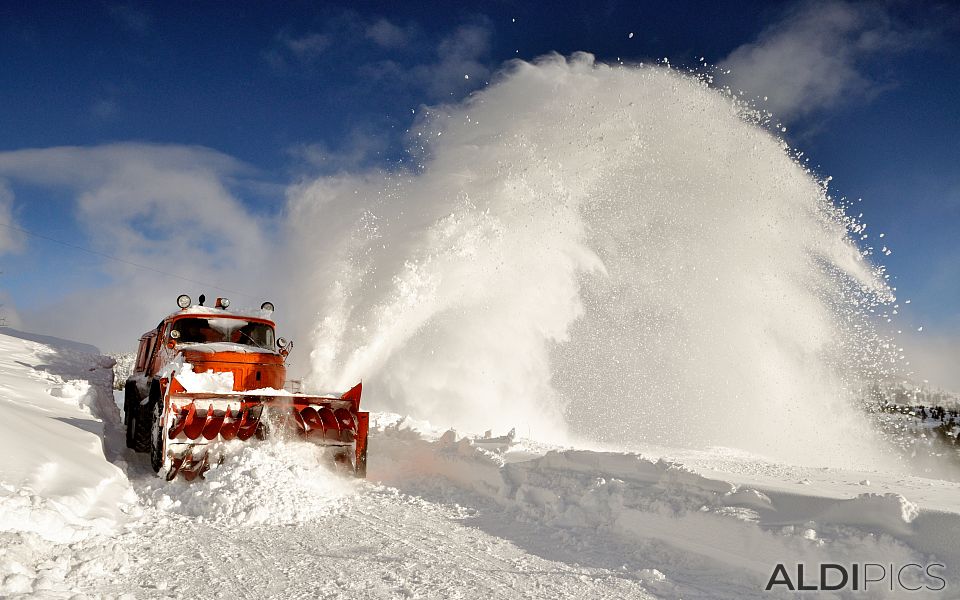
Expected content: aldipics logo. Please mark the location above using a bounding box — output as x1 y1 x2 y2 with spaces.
765 563 947 592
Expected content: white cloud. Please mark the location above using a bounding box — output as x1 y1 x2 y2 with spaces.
268 15 492 100
287 128 389 174
282 32 331 61
265 31 334 70
418 23 492 97
365 19 414 49
0 144 276 351
719 0 921 120
364 22 492 100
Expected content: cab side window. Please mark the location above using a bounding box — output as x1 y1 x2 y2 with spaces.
135 339 148 371
142 322 165 373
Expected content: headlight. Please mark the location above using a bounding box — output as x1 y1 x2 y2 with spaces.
177 294 191 309
261 301 275 312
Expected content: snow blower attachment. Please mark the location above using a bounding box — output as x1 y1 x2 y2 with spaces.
124 295 369 481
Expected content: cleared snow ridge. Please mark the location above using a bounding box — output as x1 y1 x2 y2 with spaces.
0 328 136 543
1 328 958 599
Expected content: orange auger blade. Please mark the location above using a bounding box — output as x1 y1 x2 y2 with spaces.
201 405 225 440
334 407 356 441
168 404 191 439
298 406 323 432
167 455 184 481
219 408 240 440
318 406 340 440
236 408 259 441
181 457 207 481
292 407 307 435
334 407 355 430
183 404 207 439
174 447 209 481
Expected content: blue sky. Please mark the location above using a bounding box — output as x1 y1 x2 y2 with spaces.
0 1 958 380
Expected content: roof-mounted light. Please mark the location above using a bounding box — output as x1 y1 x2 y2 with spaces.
216 297 230 309
177 294 191 309
261 301 275 312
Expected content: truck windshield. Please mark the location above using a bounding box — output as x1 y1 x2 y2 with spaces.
172 318 275 349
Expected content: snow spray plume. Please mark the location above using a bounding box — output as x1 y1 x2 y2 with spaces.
286 53 896 467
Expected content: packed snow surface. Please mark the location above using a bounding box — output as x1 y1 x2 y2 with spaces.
2 329 958 598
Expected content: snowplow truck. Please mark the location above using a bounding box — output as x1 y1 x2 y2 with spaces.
124 294 368 481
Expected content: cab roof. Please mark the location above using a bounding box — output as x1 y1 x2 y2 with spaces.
139 306 277 340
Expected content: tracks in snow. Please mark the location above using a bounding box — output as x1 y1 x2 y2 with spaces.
57 451 656 600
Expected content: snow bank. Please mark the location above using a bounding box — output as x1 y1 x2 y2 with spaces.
0 330 142 597
371 421 960 596
0 330 136 545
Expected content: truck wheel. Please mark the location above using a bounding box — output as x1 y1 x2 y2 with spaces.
132 383 157 453
149 400 165 473
124 384 139 449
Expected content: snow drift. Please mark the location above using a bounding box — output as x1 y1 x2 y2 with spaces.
0 328 136 543
372 422 959 597
286 53 894 468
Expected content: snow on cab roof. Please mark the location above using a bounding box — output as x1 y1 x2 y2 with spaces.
164 305 276 323
176 341 274 354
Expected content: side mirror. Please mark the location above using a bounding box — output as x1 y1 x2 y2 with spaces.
277 337 293 357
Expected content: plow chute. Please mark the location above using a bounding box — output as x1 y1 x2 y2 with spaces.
156 382 369 481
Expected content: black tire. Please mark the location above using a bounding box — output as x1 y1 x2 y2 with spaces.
124 384 139 449
131 383 157 453
149 399 165 473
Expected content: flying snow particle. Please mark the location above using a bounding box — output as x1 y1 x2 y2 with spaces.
464 74 470 80
628 32 634 39
917 326 923 332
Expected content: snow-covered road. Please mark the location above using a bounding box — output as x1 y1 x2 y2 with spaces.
1 329 958 599
71 472 657 599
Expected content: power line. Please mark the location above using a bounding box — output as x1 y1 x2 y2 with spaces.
0 221 256 299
